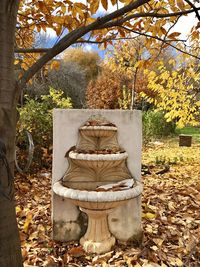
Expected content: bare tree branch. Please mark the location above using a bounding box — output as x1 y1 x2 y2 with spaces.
156 16 181 58
18 0 200 88
18 0 150 88
184 0 200 21
120 26 200 60
97 8 200 29
14 31 186 54
15 47 50 53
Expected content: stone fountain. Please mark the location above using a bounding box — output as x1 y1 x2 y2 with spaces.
52 110 143 254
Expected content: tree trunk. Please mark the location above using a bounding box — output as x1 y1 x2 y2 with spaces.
0 1 23 266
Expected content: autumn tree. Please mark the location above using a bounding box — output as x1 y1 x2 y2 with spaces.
63 48 101 81
0 0 200 266
95 38 175 110
141 54 200 127
106 38 149 109
86 67 132 108
26 61 87 108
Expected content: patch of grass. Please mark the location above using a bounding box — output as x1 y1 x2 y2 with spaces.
143 137 200 166
175 126 200 136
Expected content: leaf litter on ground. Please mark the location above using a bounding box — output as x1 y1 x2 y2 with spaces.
15 138 200 266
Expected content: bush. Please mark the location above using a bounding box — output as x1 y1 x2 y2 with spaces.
26 61 87 108
86 68 132 109
17 87 72 167
143 110 176 143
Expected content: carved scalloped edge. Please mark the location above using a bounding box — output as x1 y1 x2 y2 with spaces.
53 180 143 202
69 151 128 161
80 126 117 131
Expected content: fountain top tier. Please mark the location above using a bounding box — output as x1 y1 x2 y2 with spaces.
76 115 121 152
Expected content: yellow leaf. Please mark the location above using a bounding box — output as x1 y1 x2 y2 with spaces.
51 60 60 70
15 206 22 214
135 60 143 68
143 212 157 219
75 2 87 9
61 5 66 13
101 0 108 10
110 0 117 5
55 26 62 36
176 0 185 10
196 100 200 106
23 212 33 233
14 59 20 65
152 238 164 247
90 0 99 14
168 257 183 267
73 3 85 17
168 32 181 39
118 28 126 37
53 16 64 24
160 27 167 35
36 24 41 32
169 59 175 66
21 62 29 70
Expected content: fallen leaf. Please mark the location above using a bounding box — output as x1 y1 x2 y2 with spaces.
68 246 85 257
23 212 33 233
143 212 157 219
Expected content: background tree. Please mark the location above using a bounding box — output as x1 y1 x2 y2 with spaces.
88 38 178 110
0 0 200 266
106 38 149 109
26 61 87 108
141 54 200 127
86 67 131 108
63 48 101 82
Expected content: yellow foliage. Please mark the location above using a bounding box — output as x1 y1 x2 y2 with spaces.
141 56 200 127
50 60 60 70
90 0 100 14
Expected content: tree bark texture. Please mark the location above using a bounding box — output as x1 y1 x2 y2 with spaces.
0 0 23 266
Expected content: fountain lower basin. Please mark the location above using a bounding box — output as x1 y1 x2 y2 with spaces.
53 180 142 254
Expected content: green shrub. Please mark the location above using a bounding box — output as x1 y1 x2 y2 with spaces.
143 110 176 143
17 87 72 167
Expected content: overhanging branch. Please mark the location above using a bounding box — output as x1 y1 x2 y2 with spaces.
97 8 200 29
18 0 200 88
14 32 187 53
184 0 200 21
120 26 200 60
15 47 50 53
18 0 150 88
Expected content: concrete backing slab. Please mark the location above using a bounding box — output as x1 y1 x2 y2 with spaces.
52 109 142 242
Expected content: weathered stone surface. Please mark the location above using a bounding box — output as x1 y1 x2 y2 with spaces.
108 197 142 242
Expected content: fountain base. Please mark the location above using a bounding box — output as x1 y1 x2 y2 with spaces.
80 208 115 254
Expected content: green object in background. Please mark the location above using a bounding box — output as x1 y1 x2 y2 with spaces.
175 126 200 136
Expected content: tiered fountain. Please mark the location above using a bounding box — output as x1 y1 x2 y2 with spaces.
53 115 142 254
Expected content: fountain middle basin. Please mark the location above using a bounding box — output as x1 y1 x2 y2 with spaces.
53 180 142 254
69 151 128 169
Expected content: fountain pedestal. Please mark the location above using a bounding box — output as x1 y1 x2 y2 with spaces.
80 208 115 254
